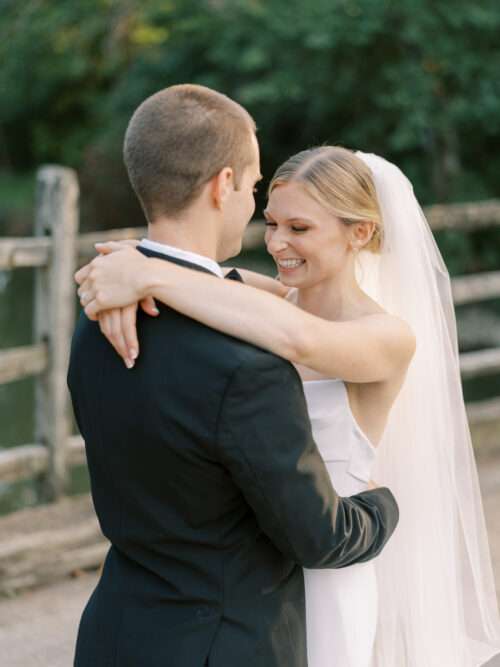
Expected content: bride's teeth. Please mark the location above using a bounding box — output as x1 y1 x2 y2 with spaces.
278 259 305 269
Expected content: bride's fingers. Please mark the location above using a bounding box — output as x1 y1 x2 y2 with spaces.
99 312 114 345
95 240 139 255
102 308 131 367
121 304 139 362
74 264 91 285
84 298 102 321
78 281 96 307
99 311 125 361
94 242 127 255
139 296 160 317
77 279 89 299
84 300 99 321
94 242 124 256
95 245 114 256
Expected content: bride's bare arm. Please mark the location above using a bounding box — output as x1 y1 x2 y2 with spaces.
76 245 415 382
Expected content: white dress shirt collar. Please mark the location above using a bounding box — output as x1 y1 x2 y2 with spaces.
139 238 224 278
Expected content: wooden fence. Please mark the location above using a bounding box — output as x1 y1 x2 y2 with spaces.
1 165 500 508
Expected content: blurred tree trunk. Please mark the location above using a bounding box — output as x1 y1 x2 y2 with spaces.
430 125 462 202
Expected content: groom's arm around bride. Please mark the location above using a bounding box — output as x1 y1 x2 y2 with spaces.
217 349 398 569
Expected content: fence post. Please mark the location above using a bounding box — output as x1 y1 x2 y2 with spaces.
33 166 79 501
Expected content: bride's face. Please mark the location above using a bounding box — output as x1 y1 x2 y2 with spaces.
264 182 353 288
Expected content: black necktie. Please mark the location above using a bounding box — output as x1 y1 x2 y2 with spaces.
224 268 244 283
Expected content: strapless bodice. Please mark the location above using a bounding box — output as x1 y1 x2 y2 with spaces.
302 379 377 495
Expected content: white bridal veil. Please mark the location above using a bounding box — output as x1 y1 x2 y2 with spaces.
354 152 500 666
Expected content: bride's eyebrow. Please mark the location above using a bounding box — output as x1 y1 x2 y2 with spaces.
287 217 315 225
263 210 315 225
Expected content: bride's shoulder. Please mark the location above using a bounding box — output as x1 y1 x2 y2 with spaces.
358 310 416 365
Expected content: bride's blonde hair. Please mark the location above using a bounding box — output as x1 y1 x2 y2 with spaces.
268 146 383 253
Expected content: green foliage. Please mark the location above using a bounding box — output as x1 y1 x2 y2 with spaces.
1 0 500 256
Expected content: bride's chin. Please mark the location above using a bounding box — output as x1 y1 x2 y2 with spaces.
279 275 305 288
276 263 307 284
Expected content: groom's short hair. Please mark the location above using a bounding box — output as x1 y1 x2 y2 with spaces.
124 84 256 221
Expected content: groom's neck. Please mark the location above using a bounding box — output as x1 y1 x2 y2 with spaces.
147 211 219 261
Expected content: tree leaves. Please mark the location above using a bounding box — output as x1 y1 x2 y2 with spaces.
1 0 499 213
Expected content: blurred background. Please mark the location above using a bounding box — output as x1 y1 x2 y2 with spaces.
1 0 500 526
1 3 500 662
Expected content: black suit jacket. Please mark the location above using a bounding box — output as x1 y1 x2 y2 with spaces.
67 247 399 667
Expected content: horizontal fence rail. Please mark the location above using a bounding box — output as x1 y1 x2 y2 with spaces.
4 229 500 304
451 271 500 306
0 436 84 484
2 196 500 270
0 228 147 271
0 224 267 270
0 237 52 270
460 348 500 380
466 397 500 424
0 343 48 384
424 199 500 231
1 168 500 500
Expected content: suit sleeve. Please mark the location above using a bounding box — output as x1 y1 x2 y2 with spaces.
216 352 399 568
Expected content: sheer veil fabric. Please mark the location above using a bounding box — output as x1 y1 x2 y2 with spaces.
354 152 500 666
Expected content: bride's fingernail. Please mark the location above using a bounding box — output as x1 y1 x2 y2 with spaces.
129 348 138 360
125 358 134 369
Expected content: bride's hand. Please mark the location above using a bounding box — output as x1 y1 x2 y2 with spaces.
75 241 161 367
75 242 156 319
96 238 140 250
98 304 140 369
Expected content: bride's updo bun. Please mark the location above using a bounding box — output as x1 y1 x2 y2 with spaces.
268 146 383 254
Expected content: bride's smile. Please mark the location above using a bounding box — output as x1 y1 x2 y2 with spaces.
264 180 368 295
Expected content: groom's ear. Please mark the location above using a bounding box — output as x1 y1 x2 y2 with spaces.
211 167 234 210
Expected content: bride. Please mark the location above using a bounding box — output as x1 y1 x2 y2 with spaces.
76 146 500 666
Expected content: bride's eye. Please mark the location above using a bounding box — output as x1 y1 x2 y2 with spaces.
292 226 307 233
264 221 277 228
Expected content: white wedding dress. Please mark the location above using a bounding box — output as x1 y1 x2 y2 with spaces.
283 151 500 666
302 378 379 667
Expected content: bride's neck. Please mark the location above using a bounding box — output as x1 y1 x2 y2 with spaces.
296 272 366 321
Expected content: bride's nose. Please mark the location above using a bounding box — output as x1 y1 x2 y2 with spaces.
266 230 289 254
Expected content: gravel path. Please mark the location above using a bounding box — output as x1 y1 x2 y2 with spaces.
1 462 500 666
0 572 97 667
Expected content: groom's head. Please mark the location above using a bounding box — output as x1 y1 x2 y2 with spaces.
123 84 261 260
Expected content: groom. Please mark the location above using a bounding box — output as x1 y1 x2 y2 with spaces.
67 84 399 667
